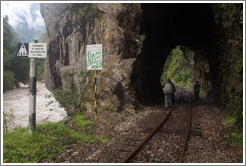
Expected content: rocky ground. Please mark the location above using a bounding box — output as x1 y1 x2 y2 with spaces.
184 101 243 163
56 91 243 163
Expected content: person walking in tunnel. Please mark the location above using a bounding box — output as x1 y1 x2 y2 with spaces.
163 79 174 108
169 80 176 104
194 81 201 101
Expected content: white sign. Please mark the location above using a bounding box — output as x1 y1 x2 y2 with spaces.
86 44 102 70
29 43 47 58
17 43 29 56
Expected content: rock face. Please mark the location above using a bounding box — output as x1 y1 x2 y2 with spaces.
40 3 142 113
181 47 212 94
212 4 243 130
41 3 243 128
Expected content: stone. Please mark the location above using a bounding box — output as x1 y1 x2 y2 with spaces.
72 151 79 156
40 3 142 112
40 3 243 125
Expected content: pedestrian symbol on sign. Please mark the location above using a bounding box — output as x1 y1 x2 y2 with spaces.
17 43 29 57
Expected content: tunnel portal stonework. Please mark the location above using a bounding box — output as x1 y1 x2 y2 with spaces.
41 3 243 115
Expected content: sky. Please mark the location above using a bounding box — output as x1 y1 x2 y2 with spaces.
1 1 45 34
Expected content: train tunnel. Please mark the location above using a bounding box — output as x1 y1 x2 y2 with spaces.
130 3 219 105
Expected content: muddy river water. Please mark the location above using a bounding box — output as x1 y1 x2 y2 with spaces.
3 82 67 129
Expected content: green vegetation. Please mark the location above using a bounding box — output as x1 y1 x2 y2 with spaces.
3 114 103 163
49 71 92 116
52 89 81 115
3 70 15 91
37 59 44 81
3 16 28 91
75 114 94 129
71 3 92 17
214 4 243 134
3 16 44 91
101 138 110 144
3 109 16 134
61 69 73 79
161 46 192 87
225 132 243 148
225 116 243 147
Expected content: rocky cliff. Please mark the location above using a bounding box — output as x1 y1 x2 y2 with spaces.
40 3 243 128
40 3 142 113
213 4 243 130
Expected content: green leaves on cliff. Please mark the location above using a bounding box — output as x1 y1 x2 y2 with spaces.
161 46 192 87
70 3 92 17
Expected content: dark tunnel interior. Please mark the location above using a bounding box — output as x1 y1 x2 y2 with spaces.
130 3 219 105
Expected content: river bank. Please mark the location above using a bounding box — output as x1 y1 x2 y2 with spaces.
3 82 67 130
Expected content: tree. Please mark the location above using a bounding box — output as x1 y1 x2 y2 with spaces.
3 16 13 48
3 16 29 91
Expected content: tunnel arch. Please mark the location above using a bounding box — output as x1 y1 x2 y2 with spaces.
130 3 218 105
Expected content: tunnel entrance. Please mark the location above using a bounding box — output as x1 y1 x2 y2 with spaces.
130 3 216 105
160 46 192 89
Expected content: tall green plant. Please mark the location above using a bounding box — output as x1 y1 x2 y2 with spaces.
3 70 15 92
3 109 15 134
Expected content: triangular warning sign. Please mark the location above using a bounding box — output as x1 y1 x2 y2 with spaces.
17 43 29 57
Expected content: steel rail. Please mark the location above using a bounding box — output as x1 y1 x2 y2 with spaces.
120 88 182 163
120 108 173 163
178 94 192 162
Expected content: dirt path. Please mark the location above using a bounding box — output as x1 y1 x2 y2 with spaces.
3 82 67 129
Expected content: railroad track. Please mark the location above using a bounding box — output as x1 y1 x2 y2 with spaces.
86 90 194 163
121 93 193 163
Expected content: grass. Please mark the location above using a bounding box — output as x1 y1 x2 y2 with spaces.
3 115 103 163
75 114 94 129
101 138 110 144
225 132 243 148
224 116 243 148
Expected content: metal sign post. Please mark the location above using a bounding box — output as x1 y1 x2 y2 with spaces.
29 40 38 133
28 40 47 133
86 44 102 120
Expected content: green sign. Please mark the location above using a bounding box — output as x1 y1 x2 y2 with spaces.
86 44 102 70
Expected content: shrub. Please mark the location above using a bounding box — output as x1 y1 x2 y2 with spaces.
3 109 15 134
52 89 80 115
3 70 15 91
